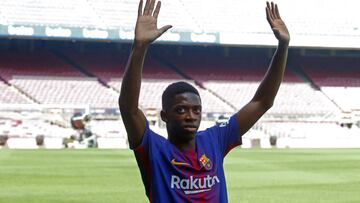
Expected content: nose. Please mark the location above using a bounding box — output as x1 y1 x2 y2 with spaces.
185 111 197 122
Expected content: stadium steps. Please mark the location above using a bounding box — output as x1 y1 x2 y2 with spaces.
201 87 237 111
292 65 343 112
150 51 236 112
292 65 320 90
0 75 39 104
50 49 95 78
50 49 117 93
150 51 193 81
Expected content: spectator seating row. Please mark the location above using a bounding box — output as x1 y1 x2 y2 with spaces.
109 79 234 113
0 80 30 104
2 0 358 38
204 81 340 116
321 87 360 112
10 76 118 108
0 47 359 114
0 50 83 81
299 56 360 87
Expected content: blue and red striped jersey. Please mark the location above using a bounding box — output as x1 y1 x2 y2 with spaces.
133 114 241 203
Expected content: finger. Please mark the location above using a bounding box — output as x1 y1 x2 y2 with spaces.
158 25 172 36
143 0 151 15
266 1 274 21
271 2 277 19
266 1 271 13
138 0 143 16
148 0 156 16
266 5 273 27
275 4 281 19
153 1 161 19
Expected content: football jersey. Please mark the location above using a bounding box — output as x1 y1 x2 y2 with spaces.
133 115 241 203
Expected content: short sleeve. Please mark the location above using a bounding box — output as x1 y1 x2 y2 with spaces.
207 114 241 157
132 120 165 152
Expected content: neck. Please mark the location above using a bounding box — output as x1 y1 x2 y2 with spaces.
168 133 196 151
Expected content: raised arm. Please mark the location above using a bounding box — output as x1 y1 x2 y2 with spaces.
119 0 171 149
236 1 290 136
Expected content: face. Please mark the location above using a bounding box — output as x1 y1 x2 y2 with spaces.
161 92 202 142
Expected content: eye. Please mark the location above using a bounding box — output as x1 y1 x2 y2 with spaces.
193 107 201 114
176 107 185 114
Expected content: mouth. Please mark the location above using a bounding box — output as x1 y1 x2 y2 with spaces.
182 125 198 132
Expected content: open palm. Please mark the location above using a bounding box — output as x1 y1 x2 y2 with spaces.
135 0 172 45
266 2 290 44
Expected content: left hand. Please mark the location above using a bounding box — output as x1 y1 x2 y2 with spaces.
266 1 290 45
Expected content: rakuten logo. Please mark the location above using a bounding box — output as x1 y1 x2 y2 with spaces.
171 175 220 194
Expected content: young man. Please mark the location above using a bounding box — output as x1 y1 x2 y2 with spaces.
119 0 290 202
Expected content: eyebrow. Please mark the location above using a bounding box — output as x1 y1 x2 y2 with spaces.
173 104 202 109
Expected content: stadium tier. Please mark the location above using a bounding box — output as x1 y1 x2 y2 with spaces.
157 46 302 82
299 56 360 87
1 42 360 149
1 0 359 47
0 46 358 113
109 79 234 113
86 0 138 29
0 0 196 30
321 87 360 112
0 80 31 104
58 47 182 82
204 81 340 116
0 0 99 28
11 76 118 108
298 55 360 112
54 48 127 82
0 49 84 80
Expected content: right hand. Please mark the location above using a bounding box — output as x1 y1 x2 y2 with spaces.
135 0 172 46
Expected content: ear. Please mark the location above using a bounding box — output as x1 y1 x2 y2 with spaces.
160 110 168 123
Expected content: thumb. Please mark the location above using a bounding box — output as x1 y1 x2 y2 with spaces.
158 25 172 36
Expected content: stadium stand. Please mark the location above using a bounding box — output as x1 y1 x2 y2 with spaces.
11 76 118 108
298 56 360 111
0 80 31 104
204 81 340 116
58 47 182 82
1 0 360 151
87 0 198 31
0 0 100 28
0 41 359 149
299 56 360 87
86 0 138 29
109 79 234 113
0 49 83 80
1 0 358 39
0 0 198 31
156 46 302 82
321 87 360 112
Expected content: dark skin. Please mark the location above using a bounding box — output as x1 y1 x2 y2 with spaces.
160 92 202 150
119 0 290 150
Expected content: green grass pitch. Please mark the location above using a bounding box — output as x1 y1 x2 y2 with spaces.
0 148 359 203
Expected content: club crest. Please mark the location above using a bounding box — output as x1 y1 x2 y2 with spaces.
199 154 213 170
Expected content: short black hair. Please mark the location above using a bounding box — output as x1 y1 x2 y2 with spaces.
162 81 200 110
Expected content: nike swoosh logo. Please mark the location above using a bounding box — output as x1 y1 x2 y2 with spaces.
171 159 190 166
184 189 211 195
